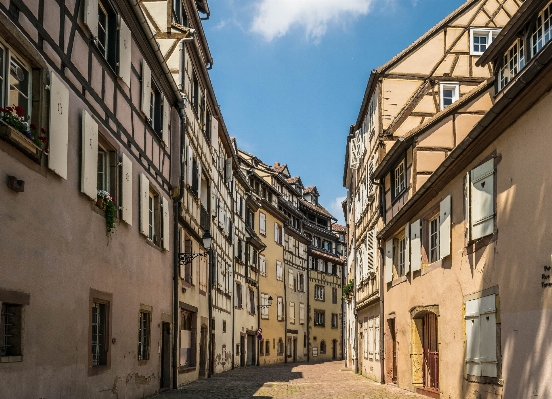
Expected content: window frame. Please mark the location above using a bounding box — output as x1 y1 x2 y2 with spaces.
314 310 325 327
498 39 525 92
0 303 23 359
470 28 500 56
96 0 118 71
88 289 112 375
531 2 552 57
314 285 325 301
429 214 440 263
439 82 460 110
137 309 151 362
392 160 406 199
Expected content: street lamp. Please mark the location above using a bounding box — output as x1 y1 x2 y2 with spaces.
179 230 212 266
259 296 273 309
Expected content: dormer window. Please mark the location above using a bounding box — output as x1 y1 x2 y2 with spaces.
440 83 459 110
470 28 500 56
531 2 552 56
392 160 406 199
498 39 525 91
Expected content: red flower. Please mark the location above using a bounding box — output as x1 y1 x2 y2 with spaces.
40 128 47 134
30 124 36 130
44 148 49 154
14 106 24 117
0 107 5 113
6 107 13 112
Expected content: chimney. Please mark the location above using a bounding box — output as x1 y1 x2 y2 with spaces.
274 162 280 168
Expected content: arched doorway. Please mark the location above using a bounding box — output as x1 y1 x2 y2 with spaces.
411 307 439 396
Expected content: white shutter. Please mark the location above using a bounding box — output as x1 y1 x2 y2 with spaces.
274 223 279 243
465 298 481 377
186 143 193 186
211 116 219 145
363 319 368 358
225 157 233 183
479 295 497 377
118 18 132 87
260 213 266 235
197 162 202 199
162 196 170 251
404 221 410 274
465 172 471 242
259 255 266 275
48 73 69 179
139 173 149 236
121 153 133 225
289 302 295 323
368 319 374 359
277 261 282 280
410 219 421 272
385 239 393 283
162 96 169 146
440 195 452 259
81 110 98 199
299 303 305 324
470 159 495 240
277 297 283 320
375 317 380 360
84 0 98 38
141 60 151 115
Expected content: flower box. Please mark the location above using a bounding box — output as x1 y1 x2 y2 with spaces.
0 123 42 163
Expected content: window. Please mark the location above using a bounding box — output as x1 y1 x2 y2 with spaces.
304 333 307 348
1 304 22 358
276 261 283 281
299 303 305 325
277 296 284 321
531 2 552 57
288 269 295 290
498 39 525 91
314 285 325 301
236 283 242 309
274 223 283 245
465 294 498 378
265 340 270 356
180 309 196 367
332 287 338 304
259 212 266 235
138 310 150 361
97 145 110 192
91 301 108 367
222 320 226 333
249 289 255 315
149 82 163 135
205 111 211 142
179 231 193 284
287 337 292 357
393 160 406 198
247 209 255 230
298 273 305 292
260 293 269 319
192 73 199 115
289 302 295 325
97 0 117 69
331 314 338 329
259 254 266 276
277 338 284 356
429 215 440 263
249 247 258 270
314 310 325 326
4 52 31 118
172 0 188 26
148 190 160 244
470 28 500 55
440 83 459 109
320 340 327 355
395 233 406 278
466 158 495 241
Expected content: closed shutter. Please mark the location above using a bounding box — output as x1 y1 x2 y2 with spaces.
84 0 98 37
162 196 169 251
363 318 368 358
465 172 471 242
225 158 233 183
299 303 305 324
479 295 497 377
363 239 369 280
289 302 295 324
410 219 421 272
118 18 131 87
48 72 69 179
368 319 374 359
288 269 294 289
141 60 151 115
465 297 481 377
186 143 193 186
385 239 393 283
375 317 380 360
276 261 282 280
440 195 452 258
259 213 266 235
211 116 219 143
81 110 98 199
404 221 410 274
367 229 374 271
162 96 169 146
139 173 149 236
277 297 283 320
121 153 133 225
197 162 202 199
470 159 495 240
260 255 266 275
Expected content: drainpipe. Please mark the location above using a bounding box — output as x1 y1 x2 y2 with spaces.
306 248 310 363
378 242 385 385
283 237 287 364
231 177 236 370
172 94 186 390
208 244 213 378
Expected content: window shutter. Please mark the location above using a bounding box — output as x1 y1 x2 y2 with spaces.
375 317 380 360
277 261 282 280
162 196 169 251
274 223 279 243
260 213 266 235
410 219 421 272
277 297 283 320
470 159 495 240
197 161 202 199
385 239 393 283
465 298 481 377
139 173 149 236
299 303 304 324
465 172 471 242
368 319 374 359
48 72 69 179
211 116 219 141
404 221 410 274
81 110 98 199
141 60 151 115
118 18 131 87
121 153 133 225
440 195 452 258
84 0 98 38
186 144 193 186
363 318 368 358
162 96 169 146
479 295 497 377
289 302 295 323
225 157 233 183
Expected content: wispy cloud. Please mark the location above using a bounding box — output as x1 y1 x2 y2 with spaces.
251 0 374 41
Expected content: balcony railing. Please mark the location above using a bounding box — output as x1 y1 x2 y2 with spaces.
200 204 210 231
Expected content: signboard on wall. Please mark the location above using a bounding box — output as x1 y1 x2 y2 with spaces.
312 347 318 357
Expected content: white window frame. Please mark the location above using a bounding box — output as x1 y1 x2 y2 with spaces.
314 285 325 301
498 39 525 91
470 28 500 56
0 41 32 119
429 215 440 263
148 191 156 241
394 160 406 197
440 82 459 110
259 212 266 236
531 2 552 57
97 144 110 192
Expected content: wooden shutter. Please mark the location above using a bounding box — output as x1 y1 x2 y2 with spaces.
84 0 98 38
48 73 69 179
259 255 265 275
470 159 495 240
289 302 295 324
81 110 98 199
410 219 421 272
465 172 471 242
375 317 380 360
162 196 169 251
211 116 219 143
259 213 266 235
363 318 368 358
368 319 374 359
385 239 393 283
225 158 233 183
274 223 279 243
162 96 169 146
277 261 282 280
121 153 133 225
465 298 481 377
186 143 193 186
197 161 202 199
139 173 149 236
118 18 131 87
479 294 497 377
141 60 151 115
288 269 294 289
440 195 452 258
277 297 283 320
404 221 410 274
299 303 305 324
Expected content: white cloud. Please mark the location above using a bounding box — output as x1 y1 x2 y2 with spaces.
329 196 347 224
251 0 373 41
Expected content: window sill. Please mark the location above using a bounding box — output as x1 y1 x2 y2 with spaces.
145 238 163 252
465 374 502 386
390 275 407 287
138 359 149 366
182 280 194 289
422 259 443 276
0 356 22 363
466 231 498 255
0 124 44 164
178 366 197 374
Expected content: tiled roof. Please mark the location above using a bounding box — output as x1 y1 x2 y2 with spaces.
299 198 334 219
272 162 287 173
286 176 300 184
310 248 344 264
332 224 347 233
304 186 316 194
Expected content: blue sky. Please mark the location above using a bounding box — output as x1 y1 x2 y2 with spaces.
205 0 466 224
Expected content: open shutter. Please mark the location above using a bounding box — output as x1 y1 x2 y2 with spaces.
197 161 202 199
225 158 233 183
139 173 149 236
440 195 452 258
465 298 481 377
385 239 393 283
118 18 131 87
141 60 151 115
368 318 374 359
81 110 98 199
260 213 266 235
375 317 380 360
162 196 169 251
479 295 497 377
274 223 279 243
410 219 422 272
465 172 471 242
404 221 410 274
277 297 283 320
186 143 193 186
121 153 133 225
48 73 69 179
162 97 169 146
84 0 98 37
470 159 495 240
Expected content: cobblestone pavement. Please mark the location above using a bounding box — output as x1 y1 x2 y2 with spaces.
149 361 424 399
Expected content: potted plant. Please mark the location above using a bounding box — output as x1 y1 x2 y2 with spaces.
97 190 117 239
0 105 48 162
342 279 355 301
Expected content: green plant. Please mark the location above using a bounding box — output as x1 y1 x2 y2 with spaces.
97 190 117 239
0 105 48 151
342 279 355 299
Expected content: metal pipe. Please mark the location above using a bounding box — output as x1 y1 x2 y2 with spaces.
378 243 385 385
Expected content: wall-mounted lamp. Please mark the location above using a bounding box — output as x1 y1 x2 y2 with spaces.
178 230 212 265
259 296 273 309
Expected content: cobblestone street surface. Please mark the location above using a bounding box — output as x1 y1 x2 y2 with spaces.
149 361 423 399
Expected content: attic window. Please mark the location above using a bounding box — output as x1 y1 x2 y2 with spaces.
440 83 459 110
470 28 500 56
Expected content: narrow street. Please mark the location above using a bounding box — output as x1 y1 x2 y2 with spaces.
149 361 422 399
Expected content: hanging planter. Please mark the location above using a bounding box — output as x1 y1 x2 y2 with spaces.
97 190 117 239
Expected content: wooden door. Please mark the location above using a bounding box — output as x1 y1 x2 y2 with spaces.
422 313 439 390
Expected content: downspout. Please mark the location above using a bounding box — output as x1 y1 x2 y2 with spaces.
208 244 213 378
283 235 287 364
306 245 310 363
378 243 385 385
172 94 186 389
231 177 236 370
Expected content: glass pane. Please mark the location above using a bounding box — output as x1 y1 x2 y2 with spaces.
9 57 30 118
